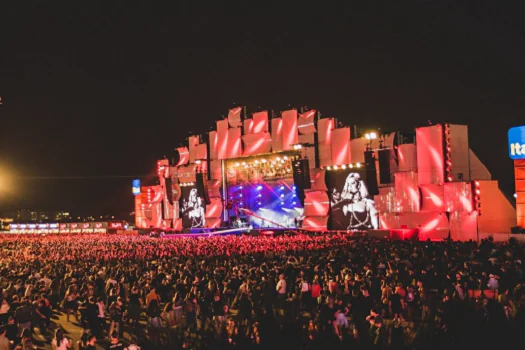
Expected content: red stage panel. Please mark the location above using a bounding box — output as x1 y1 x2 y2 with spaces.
444 182 473 212
252 111 268 133
227 127 242 158
318 118 334 167
394 171 420 212
206 218 222 229
271 118 283 152
150 202 163 228
379 213 399 229
397 144 417 172
515 160 525 228
147 185 164 203
310 168 328 191
477 180 516 234
209 160 222 181
449 211 477 241
449 124 471 181
390 228 419 241
302 216 328 231
243 118 254 134
174 147 189 166
242 133 272 156
173 218 182 231
177 165 197 183
398 212 449 241
282 110 299 150
331 127 351 166
374 188 396 213
205 198 223 219
209 132 218 160
228 107 242 127
195 144 207 161
298 109 316 134
216 119 229 160
416 125 445 185
188 136 200 163
207 179 221 198
420 184 445 212
304 191 330 217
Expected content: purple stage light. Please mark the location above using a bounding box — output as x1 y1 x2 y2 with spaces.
256 185 263 191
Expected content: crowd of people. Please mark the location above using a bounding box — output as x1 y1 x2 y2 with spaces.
0 233 523 349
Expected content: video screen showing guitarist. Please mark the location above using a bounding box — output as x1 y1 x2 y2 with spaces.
329 172 378 230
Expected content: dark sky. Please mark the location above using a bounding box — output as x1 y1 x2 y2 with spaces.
1 1 524 218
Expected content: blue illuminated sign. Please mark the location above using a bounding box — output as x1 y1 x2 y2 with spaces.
508 126 525 160
132 179 141 195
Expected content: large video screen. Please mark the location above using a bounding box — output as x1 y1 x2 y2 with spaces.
179 184 206 228
325 168 378 230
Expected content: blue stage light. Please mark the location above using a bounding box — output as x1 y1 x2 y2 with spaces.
280 185 285 190
293 185 296 190
292 194 296 197
239 194 243 197
292 201 296 205
280 201 284 205
256 185 263 191
280 194 284 198
257 194 262 198
240 186 243 189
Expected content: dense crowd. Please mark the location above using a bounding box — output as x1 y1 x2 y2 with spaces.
0 233 524 350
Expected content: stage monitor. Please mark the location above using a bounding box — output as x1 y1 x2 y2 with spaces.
325 165 378 230
179 183 207 228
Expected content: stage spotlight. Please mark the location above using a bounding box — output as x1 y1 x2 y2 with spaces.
280 202 284 205
292 194 296 197
257 193 262 198
326 166 331 170
292 185 296 190
292 201 296 205
356 163 362 168
280 185 285 190
240 186 243 189
239 194 243 197
280 194 284 198
261 159 267 163
333 165 339 170
256 185 263 191
341 164 347 169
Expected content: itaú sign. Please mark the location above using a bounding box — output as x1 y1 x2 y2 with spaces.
508 126 525 160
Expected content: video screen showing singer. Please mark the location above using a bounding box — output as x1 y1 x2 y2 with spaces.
181 188 206 228
330 172 378 230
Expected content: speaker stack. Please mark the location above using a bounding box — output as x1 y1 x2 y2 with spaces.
292 159 311 206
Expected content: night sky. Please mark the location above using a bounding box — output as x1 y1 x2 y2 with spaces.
1 2 524 218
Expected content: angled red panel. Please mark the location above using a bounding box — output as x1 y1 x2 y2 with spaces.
228 107 243 128
304 191 330 217
298 109 316 134
227 127 242 158
379 213 399 229
318 118 334 167
310 168 328 191
205 198 224 219
209 131 218 160
207 179 222 198
331 127 351 166
420 184 445 212
188 135 200 163
173 218 182 231
217 119 229 160
206 218 222 228
177 165 197 183
243 118 254 134
397 144 417 172
449 211 477 241
271 118 283 152
282 110 299 150
195 144 207 160
242 132 272 156
209 160 222 181
252 111 268 133
302 216 328 231
398 212 449 241
444 182 473 212
175 147 189 166
394 171 420 212
416 125 444 185
150 202 163 228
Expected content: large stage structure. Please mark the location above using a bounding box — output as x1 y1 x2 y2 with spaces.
134 107 516 241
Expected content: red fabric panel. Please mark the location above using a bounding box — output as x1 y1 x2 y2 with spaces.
209 160 222 181
394 171 420 212
398 212 449 241
209 132 218 160
271 118 283 152
397 144 417 172
318 118 334 167
188 136 200 163
205 198 224 219
310 168 328 191
379 213 399 229
175 147 189 166
207 179 221 198
195 144 207 160
216 120 229 160
227 127 242 158
228 107 242 127
444 182 473 212
449 211 478 241
242 132 272 156
243 118 254 134
331 127 351 166
416 125 445 185
206 218 222 228
252 111 268 133
304 191 330 217
150 202 162 228
420 184 445 212
281 110 299 150
302 216 328 231
298 109 316 135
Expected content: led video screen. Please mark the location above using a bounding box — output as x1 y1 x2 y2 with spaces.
325 167 378 230
179 184 206 228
